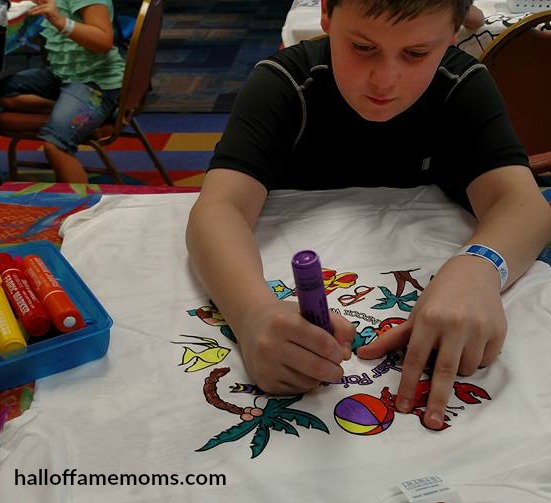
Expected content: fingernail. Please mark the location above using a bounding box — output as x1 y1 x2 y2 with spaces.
425 411 443 429
396 397 411 412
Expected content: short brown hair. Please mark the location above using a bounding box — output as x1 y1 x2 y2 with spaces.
325 0 474 31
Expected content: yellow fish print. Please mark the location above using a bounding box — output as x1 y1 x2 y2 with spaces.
172 335 230 372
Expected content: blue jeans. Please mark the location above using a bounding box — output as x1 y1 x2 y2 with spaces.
0 68 120 154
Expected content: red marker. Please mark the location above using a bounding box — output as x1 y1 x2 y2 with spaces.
20 255 85 333
0 253 51 337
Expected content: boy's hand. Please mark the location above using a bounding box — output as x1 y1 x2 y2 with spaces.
29 0 64 30
357 255 506 429
237 301 355 395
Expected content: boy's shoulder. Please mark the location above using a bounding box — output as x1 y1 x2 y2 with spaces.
428 46 488 103
438 45 485 81
258 37 331 85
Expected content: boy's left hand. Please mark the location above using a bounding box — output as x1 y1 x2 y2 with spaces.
357 255 506 430
29 0 64 29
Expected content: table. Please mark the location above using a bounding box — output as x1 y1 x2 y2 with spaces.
282 0 543 58
0 182 200 431
1 185 551 502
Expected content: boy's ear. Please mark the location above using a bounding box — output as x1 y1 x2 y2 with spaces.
320 0 330 34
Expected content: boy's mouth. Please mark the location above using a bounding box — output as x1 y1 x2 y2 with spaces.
367 95 395 105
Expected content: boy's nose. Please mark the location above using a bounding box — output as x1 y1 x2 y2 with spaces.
369 59 399 91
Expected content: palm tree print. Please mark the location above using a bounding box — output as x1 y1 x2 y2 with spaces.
197 367 329 459
371 286 419 312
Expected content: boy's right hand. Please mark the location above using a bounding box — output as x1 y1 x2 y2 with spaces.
235 300 355 395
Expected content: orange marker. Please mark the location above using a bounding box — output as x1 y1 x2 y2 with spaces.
20 255 85 333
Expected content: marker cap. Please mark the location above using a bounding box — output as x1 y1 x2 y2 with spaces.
292 250 319 270
1 338 27 354
42 292 84 333
63 316 77 329
20 255 85 334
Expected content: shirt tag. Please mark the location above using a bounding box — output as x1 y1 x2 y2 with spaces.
398 475 462 503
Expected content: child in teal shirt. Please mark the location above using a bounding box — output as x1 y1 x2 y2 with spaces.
0 0 125 183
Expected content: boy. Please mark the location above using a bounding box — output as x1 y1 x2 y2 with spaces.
186 0 551 430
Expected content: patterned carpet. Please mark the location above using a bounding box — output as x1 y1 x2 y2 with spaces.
144 0 293 113
0 113 228 187
4 0 293 113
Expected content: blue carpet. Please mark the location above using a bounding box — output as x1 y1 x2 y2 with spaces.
14 150 215 172
144 0 293 113
135 113 229 133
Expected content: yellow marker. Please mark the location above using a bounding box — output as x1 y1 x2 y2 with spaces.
0 282 27 355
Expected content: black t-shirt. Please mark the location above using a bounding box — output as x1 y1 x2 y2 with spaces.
210 37 528 201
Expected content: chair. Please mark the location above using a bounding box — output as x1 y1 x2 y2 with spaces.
0 0 173 185
479 11 551 175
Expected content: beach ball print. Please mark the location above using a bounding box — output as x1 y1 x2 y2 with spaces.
334 394 394 435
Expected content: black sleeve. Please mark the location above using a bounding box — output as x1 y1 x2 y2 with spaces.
208 62 303 191
431 65 530 203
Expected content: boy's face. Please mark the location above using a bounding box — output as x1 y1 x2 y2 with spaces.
321 0 456 122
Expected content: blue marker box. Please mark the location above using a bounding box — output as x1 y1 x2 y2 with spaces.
0 241 112 391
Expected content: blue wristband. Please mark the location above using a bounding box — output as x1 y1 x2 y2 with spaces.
456 244 508 289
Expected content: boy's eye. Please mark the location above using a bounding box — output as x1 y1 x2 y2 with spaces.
405 50 429 59
352 43 376 53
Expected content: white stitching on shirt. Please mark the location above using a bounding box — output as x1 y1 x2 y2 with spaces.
255 61 329 148
438 63 487 102
256 60 308 149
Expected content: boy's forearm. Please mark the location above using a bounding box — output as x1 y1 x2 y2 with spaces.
466 191 551 289
186 201 277 333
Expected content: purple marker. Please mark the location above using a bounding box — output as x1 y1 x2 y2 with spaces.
291 250 333 335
